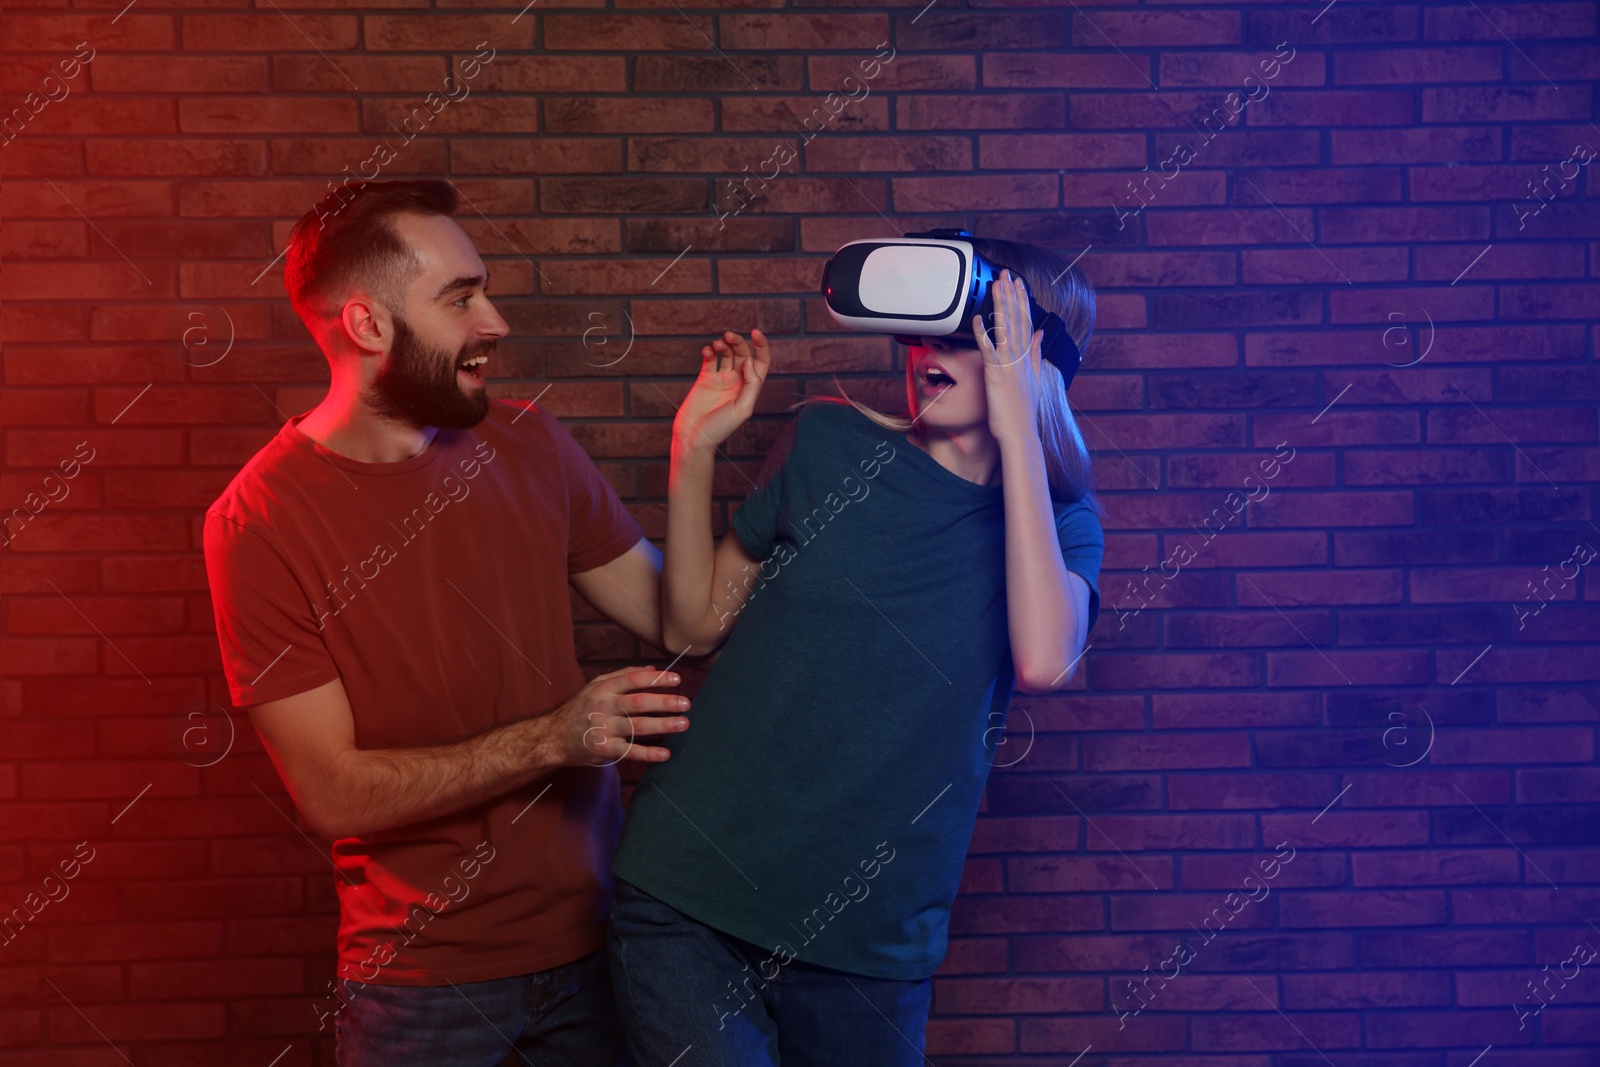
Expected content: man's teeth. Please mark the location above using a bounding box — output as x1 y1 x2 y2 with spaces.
461 355 487 368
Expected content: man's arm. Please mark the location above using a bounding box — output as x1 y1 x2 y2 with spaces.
570 537 665 650
248 667 691 840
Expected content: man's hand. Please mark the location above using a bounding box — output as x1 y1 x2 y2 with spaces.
536 665 691 767
248 668 691 839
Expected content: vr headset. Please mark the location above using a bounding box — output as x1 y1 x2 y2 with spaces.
821 229 1082 390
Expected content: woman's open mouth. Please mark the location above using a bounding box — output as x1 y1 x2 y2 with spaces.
919 362 957 394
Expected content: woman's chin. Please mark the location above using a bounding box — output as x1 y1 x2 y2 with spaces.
915 408 989 436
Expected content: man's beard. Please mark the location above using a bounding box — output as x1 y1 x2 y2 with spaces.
368 314 492 430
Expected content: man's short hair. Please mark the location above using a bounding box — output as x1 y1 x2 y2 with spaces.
284 179 459 326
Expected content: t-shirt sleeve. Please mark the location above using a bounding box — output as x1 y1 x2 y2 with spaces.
539 407 648 574
1056 500 1105 634
728 408 805 560
203 510 341 708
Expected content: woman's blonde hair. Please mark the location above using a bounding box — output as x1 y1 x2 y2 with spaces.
797 237 1101 518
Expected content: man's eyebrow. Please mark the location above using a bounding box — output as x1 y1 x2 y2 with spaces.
433 271 489 301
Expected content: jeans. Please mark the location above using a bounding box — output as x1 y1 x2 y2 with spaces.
334 948 634 1067
608 879 933 1067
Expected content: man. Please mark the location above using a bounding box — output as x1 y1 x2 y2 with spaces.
203 179 688 1065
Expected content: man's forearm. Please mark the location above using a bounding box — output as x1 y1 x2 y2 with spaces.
317 713 561 839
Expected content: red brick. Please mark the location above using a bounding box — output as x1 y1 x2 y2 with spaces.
48 922 224 967
1249 490 1417 527
1285 891 1449 929
634 55 803 92
949 894 1103 936
543 14 714 49
986 52 1147 89
1350 850 1522 888
899 94 1064 130
1152 692 1320 730
1192 1010 1362 1051
1023 1013 1187 1053
180 14 357 51
544 98 712 136
720 13 888 49
1252 89 1415 126
722 94 888 133
968 816 1080 854
363 14 533 50
937 976 1101 1015
49 1001 226 1043
1423 86 1589 122
1008 855 1176 893
1146 207 1317 246
1085 733 1253 772
924 1016 1014 1055
1425 2 1596 40
3 15 173 51
1112 892 1279 936
899 11 1064 50
90 55 268 93
1332 125 1501 164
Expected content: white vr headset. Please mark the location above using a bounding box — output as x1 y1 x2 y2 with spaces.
821 229 1082 390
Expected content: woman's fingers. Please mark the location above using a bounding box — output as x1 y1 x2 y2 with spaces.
988 270 1035 370
721 331 754 376
750 328 772 375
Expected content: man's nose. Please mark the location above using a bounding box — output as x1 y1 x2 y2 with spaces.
480 300 511 338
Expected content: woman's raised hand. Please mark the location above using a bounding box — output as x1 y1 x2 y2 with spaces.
976 270 1045 447
674 328 772 452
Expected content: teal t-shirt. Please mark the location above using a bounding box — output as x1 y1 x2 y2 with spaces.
611 399 1104 981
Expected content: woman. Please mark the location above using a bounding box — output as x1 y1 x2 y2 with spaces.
607 239 1105 1066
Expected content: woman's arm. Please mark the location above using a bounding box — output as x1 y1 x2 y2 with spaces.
981 270 1091 692
997 432 1091 692
662 330 771 655
663 438 767 653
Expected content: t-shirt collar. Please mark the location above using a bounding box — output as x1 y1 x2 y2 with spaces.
282 411 455 477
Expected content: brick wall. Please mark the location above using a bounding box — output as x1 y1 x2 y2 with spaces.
2 0 1597 1062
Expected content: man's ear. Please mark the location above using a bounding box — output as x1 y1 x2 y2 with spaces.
340 294 391 356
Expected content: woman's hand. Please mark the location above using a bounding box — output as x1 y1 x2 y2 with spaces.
976 270 1045 448
674 328 771 453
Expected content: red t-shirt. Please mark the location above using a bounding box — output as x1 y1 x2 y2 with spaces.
203 399 646 986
